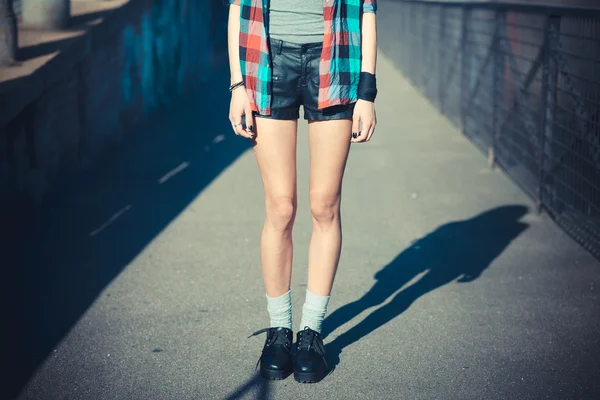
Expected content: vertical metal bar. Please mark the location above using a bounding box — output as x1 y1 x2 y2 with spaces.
538 17 550 213
439 6 446 113
408 2 414 82
538 15 560 214
426 7 432 93
401 2 406 72
460 6 471 132
416 4 427 92
405 2 410 73
413 2 418 82
407 2 413 83
406 2 411 73
490 10 505 169
419 4 429 93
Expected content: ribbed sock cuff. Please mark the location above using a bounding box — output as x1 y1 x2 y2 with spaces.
266 290 292 330
299 289 330 333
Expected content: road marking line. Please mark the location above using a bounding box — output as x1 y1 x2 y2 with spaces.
89 204 132 236
158 162 189 184
213 134 225 144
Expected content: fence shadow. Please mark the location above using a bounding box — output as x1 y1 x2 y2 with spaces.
3 72 252 398
322 205 530 369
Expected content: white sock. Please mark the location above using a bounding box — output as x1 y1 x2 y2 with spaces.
299 289 330 333
266 290 292 330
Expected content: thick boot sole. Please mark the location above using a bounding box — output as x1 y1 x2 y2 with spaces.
293 369 326 383
260 367 292 380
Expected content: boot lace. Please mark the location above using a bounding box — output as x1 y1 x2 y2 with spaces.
248 327 292 370
297 326 326 364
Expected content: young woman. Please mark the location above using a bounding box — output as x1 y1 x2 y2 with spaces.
226 0 378 383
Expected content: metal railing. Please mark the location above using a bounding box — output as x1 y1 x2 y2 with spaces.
380 0 600 258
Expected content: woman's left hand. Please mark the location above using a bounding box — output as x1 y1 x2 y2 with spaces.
351 99 377 143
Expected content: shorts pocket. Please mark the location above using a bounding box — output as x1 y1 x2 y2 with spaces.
309 54 322 86
270 53 287 89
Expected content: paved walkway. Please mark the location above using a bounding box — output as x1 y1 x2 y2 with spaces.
9 51 600 400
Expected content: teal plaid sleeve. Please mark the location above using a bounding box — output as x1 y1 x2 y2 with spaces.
362 0 377 13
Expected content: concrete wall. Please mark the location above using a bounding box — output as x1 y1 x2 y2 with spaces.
0 0 228 226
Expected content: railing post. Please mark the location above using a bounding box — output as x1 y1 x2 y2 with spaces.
401 1 408 72
423 6 430 92
22 0 70 30
538 15 560 214
490 10 505 169
417 3 425 90
413 2 419 83
460 6 471 132
407 1 414 81
438 6 446 113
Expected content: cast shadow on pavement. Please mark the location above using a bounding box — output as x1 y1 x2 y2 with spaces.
225 372 272 400
223 205 529 394
322 205 530 371
4 72 252 398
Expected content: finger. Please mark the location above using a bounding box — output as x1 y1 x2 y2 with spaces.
351 115 361 142
366 121 376 142
230 116 243 135
229 116 240 135
235 120 247 137
354 120 371 143
236 109 253 139
244 108 255 138
233 110 249 137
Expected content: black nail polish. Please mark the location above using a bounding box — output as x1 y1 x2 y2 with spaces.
352 132 357 138
248 125 253 132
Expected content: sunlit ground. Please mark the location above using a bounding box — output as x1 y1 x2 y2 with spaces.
8 51 600 400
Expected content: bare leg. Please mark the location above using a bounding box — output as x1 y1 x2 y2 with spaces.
306 118 353 296
253 117 298 297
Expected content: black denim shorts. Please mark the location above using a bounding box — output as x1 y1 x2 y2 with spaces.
255 38 355 121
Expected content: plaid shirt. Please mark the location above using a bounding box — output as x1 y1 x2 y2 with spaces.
228 0 377 115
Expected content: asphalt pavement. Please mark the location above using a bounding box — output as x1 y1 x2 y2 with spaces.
9 51 600 400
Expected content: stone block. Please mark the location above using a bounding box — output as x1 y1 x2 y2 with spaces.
21 0 70 30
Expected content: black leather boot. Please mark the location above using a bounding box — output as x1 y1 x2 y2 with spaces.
293 326 328 383
249 327 293 380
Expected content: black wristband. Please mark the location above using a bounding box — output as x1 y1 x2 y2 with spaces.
357 72 377 102
229 81 244 92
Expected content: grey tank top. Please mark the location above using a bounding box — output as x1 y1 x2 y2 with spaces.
268 0 324 44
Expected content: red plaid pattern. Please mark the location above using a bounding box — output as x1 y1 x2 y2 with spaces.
229 0 376 115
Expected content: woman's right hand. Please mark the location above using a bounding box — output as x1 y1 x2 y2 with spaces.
229 86 255 139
